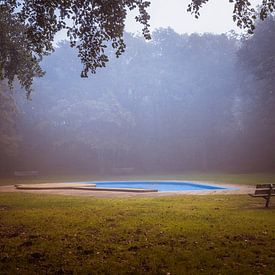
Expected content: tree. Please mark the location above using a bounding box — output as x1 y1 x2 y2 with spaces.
188 0 275 34
0 82 20 174
0 0 150 94
14 32 243 174
236 16 275 170
0 6 44 96
1 0 275 94
238 16 275 90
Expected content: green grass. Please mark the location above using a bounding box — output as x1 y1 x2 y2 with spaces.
0 193 274 274
1 172 275 186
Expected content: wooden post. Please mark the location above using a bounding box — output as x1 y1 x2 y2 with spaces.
265 184 273 208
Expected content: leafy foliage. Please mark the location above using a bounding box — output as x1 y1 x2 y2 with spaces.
236 16 275 171
0 82 19 162
1 0 275 95
0 0 150 89
238 16 275 88
0 6 44 96
187 0 275 34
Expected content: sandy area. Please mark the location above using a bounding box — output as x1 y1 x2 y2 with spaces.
0 181 255 198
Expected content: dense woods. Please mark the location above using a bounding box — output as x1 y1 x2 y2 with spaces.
1 17 275 175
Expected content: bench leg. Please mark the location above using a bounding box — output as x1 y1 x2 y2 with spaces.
265 194 271 208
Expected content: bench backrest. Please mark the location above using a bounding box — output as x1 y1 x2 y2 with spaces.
254 184 275 195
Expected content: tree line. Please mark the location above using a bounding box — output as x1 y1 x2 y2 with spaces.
1 17 274 175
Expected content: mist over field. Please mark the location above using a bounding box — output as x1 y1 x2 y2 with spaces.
1 24 275 176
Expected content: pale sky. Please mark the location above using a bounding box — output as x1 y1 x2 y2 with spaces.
54 0 261 43
125 0 261 34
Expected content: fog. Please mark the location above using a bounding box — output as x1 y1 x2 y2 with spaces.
1 25 275 176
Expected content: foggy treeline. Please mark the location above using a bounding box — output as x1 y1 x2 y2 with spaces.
1 17 275 175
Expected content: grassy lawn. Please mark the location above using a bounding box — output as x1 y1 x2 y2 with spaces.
1 172 275 186
0 192 274 274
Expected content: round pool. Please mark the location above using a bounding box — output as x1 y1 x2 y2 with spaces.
88 181 229 192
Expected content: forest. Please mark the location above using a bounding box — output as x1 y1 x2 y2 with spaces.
1 17 275 176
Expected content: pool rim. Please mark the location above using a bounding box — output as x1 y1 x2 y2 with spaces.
80 180 238 192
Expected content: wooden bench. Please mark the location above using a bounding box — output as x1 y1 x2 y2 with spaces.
249 184 275 207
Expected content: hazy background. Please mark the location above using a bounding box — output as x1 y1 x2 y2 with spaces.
1 4 274 176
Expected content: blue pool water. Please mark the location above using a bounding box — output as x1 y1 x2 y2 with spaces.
90 181 228 192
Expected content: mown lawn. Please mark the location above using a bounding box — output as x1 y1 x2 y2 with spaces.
0 193 274 274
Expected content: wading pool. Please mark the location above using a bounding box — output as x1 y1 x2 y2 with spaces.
89 181 229 192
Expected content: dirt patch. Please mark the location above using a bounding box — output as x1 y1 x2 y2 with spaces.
0 224 26 238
